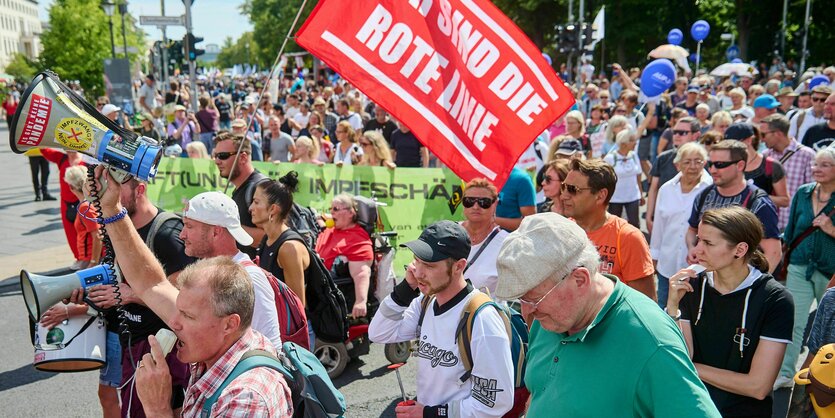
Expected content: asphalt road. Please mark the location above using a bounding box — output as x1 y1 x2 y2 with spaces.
0 125 416 417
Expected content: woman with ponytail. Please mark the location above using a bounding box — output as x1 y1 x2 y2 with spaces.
666 206 794 417
249 171 311 306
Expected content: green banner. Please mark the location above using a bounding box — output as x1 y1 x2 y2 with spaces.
145 158 467 273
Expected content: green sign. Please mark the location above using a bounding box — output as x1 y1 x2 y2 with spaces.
145 158 467 273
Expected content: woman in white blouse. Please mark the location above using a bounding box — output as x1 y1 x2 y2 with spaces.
332 120 363 166
650 142 713 308
603 129 644 228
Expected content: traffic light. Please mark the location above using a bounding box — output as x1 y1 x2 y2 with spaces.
582 23 595 44
184 33 205 61
168 40 184 73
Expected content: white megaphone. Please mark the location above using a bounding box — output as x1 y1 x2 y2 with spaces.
8 71 162 183
20 265 116 321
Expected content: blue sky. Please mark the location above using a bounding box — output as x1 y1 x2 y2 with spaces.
39 0 253 46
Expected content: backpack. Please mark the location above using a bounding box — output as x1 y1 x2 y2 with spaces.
201 342 346 418
417 292 530 418
144 211 181 254
240 259 310 349
279 230 350 343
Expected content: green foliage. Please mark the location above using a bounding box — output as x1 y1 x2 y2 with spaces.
5 53 39 82
216 32 261 69
241 0 316 66
40 0 146 99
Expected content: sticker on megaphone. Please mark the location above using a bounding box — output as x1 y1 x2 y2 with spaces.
9 71 162 184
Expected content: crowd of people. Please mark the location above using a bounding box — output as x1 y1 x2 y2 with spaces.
12 54 835 417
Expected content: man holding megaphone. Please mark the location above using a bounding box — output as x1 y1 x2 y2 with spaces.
83 165 293 417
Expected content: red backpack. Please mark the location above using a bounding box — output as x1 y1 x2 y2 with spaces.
240 260 310 349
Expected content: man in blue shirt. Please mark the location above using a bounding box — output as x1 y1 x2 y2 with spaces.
495 167 536 231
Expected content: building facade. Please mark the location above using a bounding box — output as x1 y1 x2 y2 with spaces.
0 0 41 72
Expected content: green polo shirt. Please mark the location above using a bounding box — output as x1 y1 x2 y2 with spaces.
525 275 720 417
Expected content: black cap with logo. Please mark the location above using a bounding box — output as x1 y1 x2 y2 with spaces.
401 220 471 262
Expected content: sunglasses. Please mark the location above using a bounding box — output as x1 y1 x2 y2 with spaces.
706 160 741 169
812 97 827 103
360 142 372 147
213 151 238 161
330 206 348 212
542 175 557 185
561 183 593 195
462 196 495 209
673 130 693 136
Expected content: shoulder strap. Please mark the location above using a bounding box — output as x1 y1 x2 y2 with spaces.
779 149 796 165
416 295 433 329
201 349 289 417
764 157 773 178
145 211 180 254
455 293 511 383
697 184 715 213
786 205 835 258
464 228 500 274
796 111 806 133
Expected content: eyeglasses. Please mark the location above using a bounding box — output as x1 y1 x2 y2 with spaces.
213 151 238 161
760 130 776 136
679 159 705 166
561 183 594 195
519 268 578 309
706 160 742 169
811 97 827 103
330 206 348 212
462 196 496 209
812 162 835 169
360 142 372 147
673 130 693 136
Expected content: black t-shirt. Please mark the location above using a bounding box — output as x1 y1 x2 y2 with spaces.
164 92 184 106
650 149 679 187
363 119 398 145
681 273 793 417
744 156 785 196
801 122 835 150
232 171 268 258
390 129 424 167
120 210 195 346
215 99 231 122
675 101 697 117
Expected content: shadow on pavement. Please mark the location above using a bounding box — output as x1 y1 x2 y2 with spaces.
0 364 55 392
380 399 400 418
22 222 64 235
21 207 61 217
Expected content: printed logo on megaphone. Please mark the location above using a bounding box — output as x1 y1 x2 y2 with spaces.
55 118 93 151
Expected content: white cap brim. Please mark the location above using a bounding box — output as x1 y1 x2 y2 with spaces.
228 225 253 246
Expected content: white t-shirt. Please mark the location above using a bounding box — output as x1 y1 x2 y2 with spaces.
233 252 282 348
292 111 310 137
789 108 826 143
463 227 510 296
369 289 514 417
333 142 363 165
138 83 157 111
603 151 643 203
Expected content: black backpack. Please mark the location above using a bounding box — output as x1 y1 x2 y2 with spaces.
279 230 349 344
287 204 321 249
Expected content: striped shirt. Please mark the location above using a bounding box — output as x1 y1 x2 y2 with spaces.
181 329 292 418
763 139 816 230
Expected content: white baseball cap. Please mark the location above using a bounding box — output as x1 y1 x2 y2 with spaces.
183 192 253 246
101 104 120 115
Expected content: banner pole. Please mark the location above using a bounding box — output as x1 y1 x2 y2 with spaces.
224 0 310 193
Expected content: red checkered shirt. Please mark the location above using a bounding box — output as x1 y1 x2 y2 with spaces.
763 139 816 230
181 328 293 418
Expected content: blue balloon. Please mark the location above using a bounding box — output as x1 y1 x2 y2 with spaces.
689 53 700 63
667 29 683 46
809 75 831 90
640 59 677 98
690 20 710 42
731 58 743 64
542 52 552 66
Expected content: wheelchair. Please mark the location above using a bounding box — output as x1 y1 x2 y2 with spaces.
313 195 411 379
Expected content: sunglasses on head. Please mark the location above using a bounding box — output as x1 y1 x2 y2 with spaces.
213 151 238 161
706 160 741 169
560 183 593 195
462 196 495 209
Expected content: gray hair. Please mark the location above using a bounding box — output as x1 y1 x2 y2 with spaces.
674 142 708 164
817 146 835 162
332 193 358 222
178 256 254 329
63 165 88 191
614 129 634 146
605 115 629 143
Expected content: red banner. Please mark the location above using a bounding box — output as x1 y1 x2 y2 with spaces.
296 0 574 188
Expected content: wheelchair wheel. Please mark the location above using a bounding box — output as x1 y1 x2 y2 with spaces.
384 341 412 364
315 338 349 379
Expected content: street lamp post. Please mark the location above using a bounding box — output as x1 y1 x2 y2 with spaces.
118 2 129 59
101 1 116 59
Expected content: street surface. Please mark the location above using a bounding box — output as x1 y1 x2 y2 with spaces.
0 126 415 417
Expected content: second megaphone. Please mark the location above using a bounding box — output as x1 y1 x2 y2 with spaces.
20 265 116 321
8 71 162 183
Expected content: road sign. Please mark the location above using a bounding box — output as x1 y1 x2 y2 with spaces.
139 15 184 27
726 45 740 61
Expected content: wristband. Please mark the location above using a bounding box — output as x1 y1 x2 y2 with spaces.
101 207 128 225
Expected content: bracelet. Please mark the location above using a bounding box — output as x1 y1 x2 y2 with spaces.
101 208 128 225
667 308 681 321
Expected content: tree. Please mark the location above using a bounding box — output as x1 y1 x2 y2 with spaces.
5 53 39 82
40 0 146 100
241 0 316 66
216 33 261 68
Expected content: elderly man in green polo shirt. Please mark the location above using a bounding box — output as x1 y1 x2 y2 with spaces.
495 213 721 417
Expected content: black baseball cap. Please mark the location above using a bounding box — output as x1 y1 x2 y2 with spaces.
724 122 755 141
401 221 471 262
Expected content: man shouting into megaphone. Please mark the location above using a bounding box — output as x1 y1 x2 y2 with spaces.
84 166 293 418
